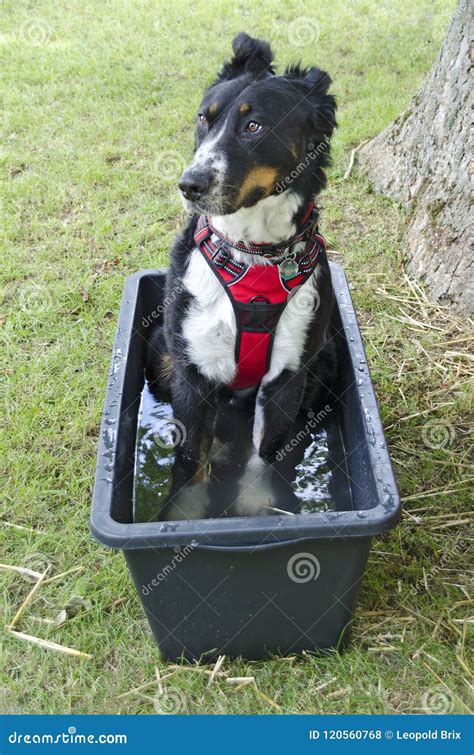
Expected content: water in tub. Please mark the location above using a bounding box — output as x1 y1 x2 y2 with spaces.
133 383 353 522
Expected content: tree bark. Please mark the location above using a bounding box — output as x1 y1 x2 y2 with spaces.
359 0 473 315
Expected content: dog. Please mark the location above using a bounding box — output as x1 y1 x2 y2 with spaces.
146 32 337 514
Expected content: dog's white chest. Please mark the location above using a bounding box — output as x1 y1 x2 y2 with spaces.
181 248 319 386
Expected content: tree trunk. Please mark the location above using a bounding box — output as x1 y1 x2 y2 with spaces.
358 0 472 315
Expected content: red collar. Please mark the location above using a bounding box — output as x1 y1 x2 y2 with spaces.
197 203 317 260
194 203 325 289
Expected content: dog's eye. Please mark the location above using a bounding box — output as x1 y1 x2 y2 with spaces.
198 113 208 128
245 121 262 134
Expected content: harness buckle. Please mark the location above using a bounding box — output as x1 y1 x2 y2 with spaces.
213 242 230 263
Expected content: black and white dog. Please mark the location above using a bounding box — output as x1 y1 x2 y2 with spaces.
146 32 337 514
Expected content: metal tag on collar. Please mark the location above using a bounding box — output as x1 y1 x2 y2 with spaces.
279 251 299 281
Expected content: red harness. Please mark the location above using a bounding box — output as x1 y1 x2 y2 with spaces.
194 204 326 390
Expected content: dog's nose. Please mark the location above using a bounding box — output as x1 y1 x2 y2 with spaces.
178 171 208 202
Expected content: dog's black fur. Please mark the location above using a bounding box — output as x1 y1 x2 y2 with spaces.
146 33 337 504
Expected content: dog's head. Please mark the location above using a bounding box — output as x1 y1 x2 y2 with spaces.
178 32 337 216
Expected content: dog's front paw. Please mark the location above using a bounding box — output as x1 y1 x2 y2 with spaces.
162 480 210 521
234 454 276 516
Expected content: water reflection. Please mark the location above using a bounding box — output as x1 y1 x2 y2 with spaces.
133 384 353 522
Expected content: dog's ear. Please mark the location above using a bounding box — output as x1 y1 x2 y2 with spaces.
215 32 275 83
284 64 337 141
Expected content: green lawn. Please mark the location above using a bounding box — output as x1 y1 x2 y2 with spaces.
1 0 472 715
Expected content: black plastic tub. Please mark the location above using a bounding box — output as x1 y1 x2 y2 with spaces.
91 263 400 661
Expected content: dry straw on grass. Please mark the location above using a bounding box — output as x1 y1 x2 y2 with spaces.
4 555 92 660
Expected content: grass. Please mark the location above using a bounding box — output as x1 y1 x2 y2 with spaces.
1 0 472 715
